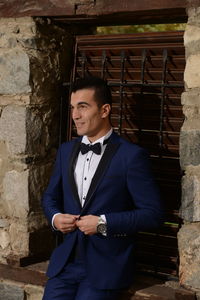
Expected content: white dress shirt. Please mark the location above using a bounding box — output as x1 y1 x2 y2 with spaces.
74 128 113 206
52 128 113 229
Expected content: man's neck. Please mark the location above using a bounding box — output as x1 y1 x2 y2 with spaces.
84 127 113 144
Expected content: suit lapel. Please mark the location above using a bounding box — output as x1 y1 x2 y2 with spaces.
80 134 120 214
68 139 82 209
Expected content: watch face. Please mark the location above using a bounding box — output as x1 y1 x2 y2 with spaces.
97 223 107 234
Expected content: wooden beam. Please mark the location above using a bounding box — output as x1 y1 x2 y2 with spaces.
0 0 187 22
53 10 187 26
0 262 47 286
0 0 74 17
77 0 187 16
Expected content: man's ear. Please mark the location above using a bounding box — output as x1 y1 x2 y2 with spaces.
101 104 111 118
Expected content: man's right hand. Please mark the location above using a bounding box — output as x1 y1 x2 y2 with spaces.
53 214 79 233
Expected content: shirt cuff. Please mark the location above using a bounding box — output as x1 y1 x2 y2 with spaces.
52 213 61 230
100 214 107 223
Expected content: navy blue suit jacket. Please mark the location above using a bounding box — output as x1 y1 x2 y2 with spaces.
42 132 163 289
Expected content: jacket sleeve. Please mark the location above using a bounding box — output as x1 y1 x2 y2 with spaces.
105 148 164 236
41 146 64 225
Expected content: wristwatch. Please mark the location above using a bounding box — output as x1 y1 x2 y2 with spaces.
96 216 107 235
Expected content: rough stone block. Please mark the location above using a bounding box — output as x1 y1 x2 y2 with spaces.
0 105 58 157
188 7 200 25
182 106 200 126
0 35 18 48
26 106 59 156
0 18 20 34
178 223 200 290
29 163 53 212
184 24 200 45
26 108 43 155
0 229 10 249
0 281 24 300
180 130 200 168
181 90 200 106
0 95 31 105
2 170 29 218
184 24 200 57
0 48 31 94
184 54 200 88
9 222 29 255
0 17 36 36
0 219 9 228
0 105 26 154
180 170 200 222
25 284 44 300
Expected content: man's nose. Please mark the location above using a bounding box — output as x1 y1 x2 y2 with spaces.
72 108 80 120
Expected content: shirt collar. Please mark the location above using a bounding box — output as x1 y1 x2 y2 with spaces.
82 128 113 145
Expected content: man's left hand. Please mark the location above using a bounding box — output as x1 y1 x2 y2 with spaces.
76 215 99 235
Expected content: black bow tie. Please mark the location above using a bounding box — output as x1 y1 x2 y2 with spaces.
80 142 101 155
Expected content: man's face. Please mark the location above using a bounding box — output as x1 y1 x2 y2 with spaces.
70 88 110 142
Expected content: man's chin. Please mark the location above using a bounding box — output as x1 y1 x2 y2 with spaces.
76 129 85 136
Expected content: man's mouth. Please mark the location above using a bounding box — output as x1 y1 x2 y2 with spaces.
75 122 84 128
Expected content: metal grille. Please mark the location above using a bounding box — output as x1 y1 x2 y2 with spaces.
67 31 185 278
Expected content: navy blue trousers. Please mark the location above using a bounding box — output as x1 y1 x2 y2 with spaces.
43 259 125 300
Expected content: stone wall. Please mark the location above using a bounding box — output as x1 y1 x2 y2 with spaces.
0 279 44 300
178 6 200 293
0 17 74 264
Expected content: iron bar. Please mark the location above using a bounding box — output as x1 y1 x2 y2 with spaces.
159 49 168 157
101 50 107 80
81 51 87 77
138 49 147 142
141 49 146 84
63 82 183 88
118 50 126 134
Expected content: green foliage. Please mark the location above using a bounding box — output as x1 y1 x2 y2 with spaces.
97 23 186 35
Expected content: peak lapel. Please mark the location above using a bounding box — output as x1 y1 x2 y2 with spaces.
67 139 82 209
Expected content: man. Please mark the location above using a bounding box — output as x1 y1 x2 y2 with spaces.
42 76 163 300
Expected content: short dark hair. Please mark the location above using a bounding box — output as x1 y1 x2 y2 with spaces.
70 76 112 107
